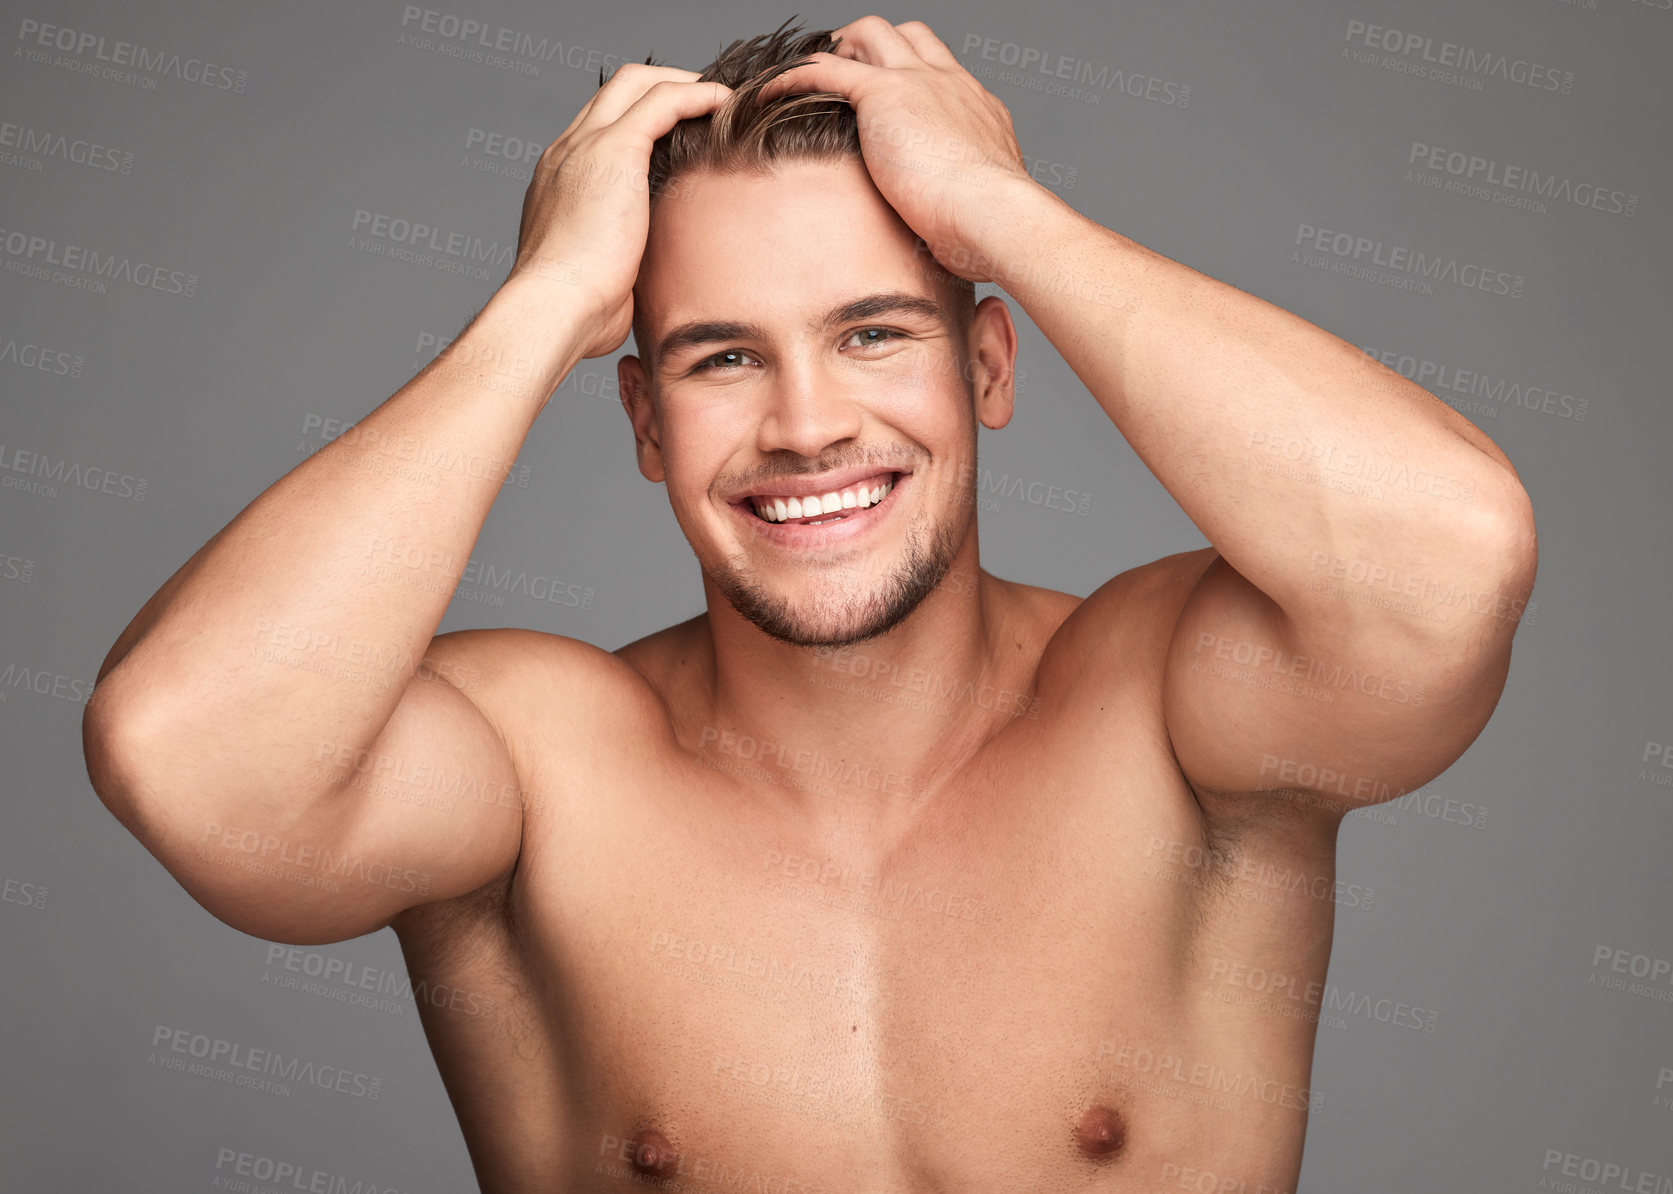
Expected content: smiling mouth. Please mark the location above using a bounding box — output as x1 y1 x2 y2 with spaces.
742 471 905 525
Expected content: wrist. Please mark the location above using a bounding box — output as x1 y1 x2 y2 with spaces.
977 176 1088 283
977 179 1143 317
473 274 594 396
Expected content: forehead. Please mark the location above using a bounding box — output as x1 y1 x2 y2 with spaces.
636 157 944 341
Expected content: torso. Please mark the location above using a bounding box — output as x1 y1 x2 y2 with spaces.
391 551 1344 1194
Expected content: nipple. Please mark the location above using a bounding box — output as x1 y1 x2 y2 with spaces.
1075 1104 1128 1158
628 1127 680 1178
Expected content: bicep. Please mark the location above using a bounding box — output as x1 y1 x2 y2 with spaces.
179 633 527 945
1161 553 1515 811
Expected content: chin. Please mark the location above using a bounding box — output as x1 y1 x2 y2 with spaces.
706 510 968 651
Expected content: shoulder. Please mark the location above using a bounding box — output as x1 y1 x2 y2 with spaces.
1035 547 1218 698
422 626 676 762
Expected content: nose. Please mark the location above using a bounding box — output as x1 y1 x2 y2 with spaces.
754 352 864 460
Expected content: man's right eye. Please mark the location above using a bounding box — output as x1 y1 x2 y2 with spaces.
695 349 760 373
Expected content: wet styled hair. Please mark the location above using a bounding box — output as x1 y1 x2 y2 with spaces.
622 16 861 192
617 16 974 361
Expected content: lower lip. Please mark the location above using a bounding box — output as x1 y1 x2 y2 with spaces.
734 472 910 547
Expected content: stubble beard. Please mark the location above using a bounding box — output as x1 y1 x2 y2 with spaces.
707 497 969 650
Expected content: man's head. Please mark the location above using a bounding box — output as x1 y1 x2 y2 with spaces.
616 18 1017 651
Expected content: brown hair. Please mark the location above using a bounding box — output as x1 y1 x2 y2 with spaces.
619 17 974 362
633 17 860 193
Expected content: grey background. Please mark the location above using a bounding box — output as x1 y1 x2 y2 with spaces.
2 0 1668 1190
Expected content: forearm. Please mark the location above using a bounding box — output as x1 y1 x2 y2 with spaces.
88 276 585 805
978 183 1532 613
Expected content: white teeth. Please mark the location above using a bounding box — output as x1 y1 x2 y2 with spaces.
749 474 895 522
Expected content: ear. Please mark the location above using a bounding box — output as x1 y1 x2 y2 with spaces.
965 295 1019 431
617 354 665 483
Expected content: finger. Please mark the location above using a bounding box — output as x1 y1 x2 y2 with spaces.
582 63 706 129
610 79 734 147
824 14 921 68
552 64 701 144
892 21 962 70
756 51 871 102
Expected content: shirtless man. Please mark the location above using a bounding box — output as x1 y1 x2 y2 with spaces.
82 16 1537 1194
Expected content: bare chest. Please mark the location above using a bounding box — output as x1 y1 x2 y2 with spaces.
400 711 1340 1193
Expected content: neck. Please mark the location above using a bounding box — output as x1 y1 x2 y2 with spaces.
688 537 1025 834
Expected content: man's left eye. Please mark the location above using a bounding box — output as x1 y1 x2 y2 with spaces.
844 327 901 349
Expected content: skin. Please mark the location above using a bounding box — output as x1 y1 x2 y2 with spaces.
83 17 1537 1194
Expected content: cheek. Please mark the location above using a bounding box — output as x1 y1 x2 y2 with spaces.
887 360 977 443
873 350 963 410
657 399 740 503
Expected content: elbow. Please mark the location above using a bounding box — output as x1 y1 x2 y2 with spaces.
1478 471 1538 601
82 672 166 827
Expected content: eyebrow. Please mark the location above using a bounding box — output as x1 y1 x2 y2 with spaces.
652 290 950 367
